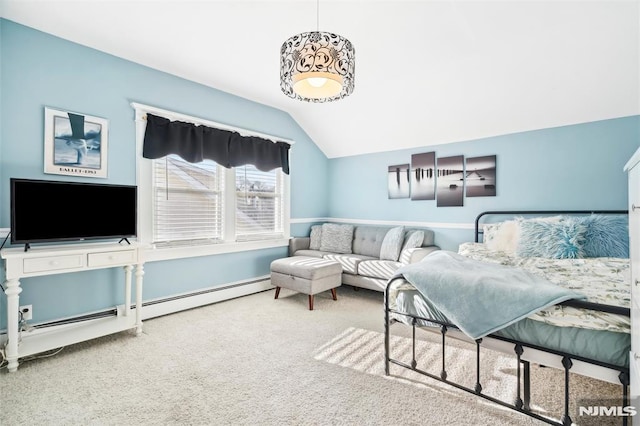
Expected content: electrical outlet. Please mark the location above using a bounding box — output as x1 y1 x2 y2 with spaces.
19 305 33 321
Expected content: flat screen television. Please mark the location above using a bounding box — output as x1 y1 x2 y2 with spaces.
10 178 137 248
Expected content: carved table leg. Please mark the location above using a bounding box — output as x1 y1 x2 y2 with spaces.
123 264 133 316
135 263 144 335
4 278 22 372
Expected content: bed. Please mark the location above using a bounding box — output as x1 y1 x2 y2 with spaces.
384 210 631 426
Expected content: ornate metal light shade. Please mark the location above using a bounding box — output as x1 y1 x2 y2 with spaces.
280 31 355 103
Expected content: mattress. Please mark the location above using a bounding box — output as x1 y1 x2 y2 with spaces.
388 243 631 368
391 287 630 368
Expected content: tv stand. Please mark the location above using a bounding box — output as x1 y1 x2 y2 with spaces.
0 242 145 372
119 238 131 245
23 243 30 252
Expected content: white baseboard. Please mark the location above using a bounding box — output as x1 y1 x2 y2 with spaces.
141 277 272 320
0 277 274 337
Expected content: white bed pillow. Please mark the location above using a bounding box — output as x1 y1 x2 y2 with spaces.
482 216 565 254
483 220 521 253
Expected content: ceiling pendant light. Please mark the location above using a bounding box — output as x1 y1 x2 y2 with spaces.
280 0 355 103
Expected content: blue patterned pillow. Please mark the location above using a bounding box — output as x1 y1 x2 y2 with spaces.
517 220 587 259
575 215 629 258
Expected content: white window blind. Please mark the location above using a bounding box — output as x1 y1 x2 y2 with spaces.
152 155 224 245
235 165 285 241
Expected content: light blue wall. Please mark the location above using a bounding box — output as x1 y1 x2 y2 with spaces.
0 19 4 212
0 20 329 326
1 18 638 327
328 116 640 251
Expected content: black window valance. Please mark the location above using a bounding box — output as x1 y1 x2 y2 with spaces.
142 113 290 174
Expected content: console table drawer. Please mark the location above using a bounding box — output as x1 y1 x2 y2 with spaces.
88 250 137 267
23 254 84 273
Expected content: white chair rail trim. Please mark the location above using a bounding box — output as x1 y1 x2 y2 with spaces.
290 218 474 230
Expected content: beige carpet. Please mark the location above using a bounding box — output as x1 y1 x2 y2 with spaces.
0 286 626 425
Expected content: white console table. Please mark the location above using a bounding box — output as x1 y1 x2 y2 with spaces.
1 242 145 372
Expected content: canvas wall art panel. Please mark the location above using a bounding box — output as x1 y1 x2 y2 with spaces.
44 107 109 178
436 155 464 207
388 164 410 199
466 155 497 197
410 151 435 200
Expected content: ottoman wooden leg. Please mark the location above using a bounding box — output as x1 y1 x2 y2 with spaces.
274 287 281 299
308 295 314 311
331 288 337 301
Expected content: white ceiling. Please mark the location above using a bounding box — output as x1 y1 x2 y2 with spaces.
1 0 638 158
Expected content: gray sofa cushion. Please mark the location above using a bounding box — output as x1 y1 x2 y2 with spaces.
352 226 389 257
399 247 418 264
294 249 334 258
323 253 377 274
358 259 403 280
380 226 405 261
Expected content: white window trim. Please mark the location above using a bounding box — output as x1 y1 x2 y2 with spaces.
133 103 291 262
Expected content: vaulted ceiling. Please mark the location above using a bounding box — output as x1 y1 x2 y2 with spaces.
2 1 638 158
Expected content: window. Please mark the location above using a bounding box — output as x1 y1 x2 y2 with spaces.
134 103 291 258
153 155 224 246
235 165 285 241
151 157 287 247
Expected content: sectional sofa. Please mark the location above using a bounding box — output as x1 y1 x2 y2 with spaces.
288 223 440 291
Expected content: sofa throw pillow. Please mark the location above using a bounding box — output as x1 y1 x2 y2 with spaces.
380 226 405 261
401 230 424 252
309 225 322 250
576 215 629 258
516 220 586 259
398 230 424 264
319 224 354 254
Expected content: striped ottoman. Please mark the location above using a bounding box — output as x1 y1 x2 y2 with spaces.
270 256 342 310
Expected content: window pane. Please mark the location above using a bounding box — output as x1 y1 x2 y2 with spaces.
235 165 283 240
153 155 223 243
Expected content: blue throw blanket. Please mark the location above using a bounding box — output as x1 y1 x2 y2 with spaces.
392 251 586 339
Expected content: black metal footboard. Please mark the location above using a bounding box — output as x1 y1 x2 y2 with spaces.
384 279 631 426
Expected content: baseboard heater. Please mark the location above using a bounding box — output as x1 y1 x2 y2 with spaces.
1 276 271 335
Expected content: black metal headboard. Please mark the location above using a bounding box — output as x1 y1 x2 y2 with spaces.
474 210 629 243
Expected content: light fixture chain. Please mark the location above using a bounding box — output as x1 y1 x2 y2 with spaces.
317 0 319 32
